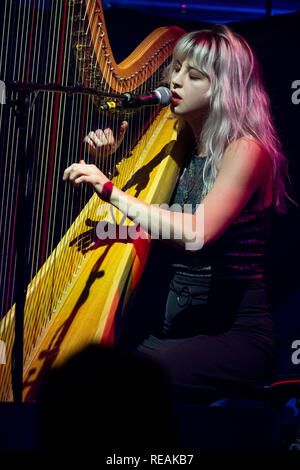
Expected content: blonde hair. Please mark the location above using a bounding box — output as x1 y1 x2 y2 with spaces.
165 25 293 213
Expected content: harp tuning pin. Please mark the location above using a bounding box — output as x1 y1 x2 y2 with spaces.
102 44 108 49
97 22 103 27
99 32 105 38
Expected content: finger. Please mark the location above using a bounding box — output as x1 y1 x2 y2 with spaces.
116 120 128 144
95 129 105 140
83 136 96 149
121 120 128 132
74 175 87 185
79 160 86 165
63 163 76 181
103 128 114 146
91 130 108 147
68 164 88 182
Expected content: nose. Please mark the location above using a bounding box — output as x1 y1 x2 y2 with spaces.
172 70 183 88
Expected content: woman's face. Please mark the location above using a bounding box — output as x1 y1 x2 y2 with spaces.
170 58 211 126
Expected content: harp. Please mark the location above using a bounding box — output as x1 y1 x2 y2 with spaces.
0 0 187 401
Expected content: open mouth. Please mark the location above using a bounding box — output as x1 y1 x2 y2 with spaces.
171 91 181 99
171 91 182 105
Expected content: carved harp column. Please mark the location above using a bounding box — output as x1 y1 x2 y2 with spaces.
0 0 187 401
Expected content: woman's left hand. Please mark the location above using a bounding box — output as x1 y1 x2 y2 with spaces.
63 160 110 197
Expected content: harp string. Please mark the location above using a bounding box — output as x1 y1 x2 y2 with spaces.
50 0 80 304
41 0 85 329
68 0 97 278
0 0 183 400
0 0 14 325
26 0 65 352
41 0 76 334
0 0 36 397
23 0 46 358
59 1 84 283
77 0 101 254
25 0 80 353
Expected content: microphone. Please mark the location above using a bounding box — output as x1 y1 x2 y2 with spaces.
100 86 172 111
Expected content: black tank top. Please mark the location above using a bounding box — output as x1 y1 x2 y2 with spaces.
168 153 272 280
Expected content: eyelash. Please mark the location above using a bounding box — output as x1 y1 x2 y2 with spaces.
173 68 200 80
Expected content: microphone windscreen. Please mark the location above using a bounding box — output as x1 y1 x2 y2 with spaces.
154 86 172 106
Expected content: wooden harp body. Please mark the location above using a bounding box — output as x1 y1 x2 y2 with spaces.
0 0 187 401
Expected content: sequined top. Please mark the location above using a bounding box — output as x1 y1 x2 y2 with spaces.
168 153 272 280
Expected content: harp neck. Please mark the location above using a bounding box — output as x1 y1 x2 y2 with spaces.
72 0 185 92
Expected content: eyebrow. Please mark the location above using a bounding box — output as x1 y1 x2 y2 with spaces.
175 59 203 73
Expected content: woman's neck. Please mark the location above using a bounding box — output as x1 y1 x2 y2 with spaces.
186 115 208 156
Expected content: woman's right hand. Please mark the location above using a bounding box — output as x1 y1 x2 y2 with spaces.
83 120 128 158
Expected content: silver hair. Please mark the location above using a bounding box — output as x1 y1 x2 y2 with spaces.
163 25 294 213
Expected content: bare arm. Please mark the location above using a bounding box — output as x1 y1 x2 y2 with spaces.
63 137 270 251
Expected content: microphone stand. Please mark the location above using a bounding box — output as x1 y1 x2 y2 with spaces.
4 81 123 402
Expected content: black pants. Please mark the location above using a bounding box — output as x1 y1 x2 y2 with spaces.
135 273 279 405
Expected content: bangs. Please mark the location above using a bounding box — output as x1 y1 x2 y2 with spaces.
172 31 216 79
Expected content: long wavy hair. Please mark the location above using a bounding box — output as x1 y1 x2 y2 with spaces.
164 25 293 213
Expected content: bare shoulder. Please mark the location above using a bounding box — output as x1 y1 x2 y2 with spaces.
217 136 271 182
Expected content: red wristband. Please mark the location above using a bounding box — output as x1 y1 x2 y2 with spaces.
101 181 114 202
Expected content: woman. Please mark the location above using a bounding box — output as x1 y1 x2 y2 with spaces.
63 25 292 404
